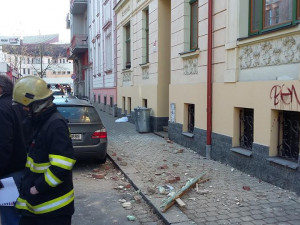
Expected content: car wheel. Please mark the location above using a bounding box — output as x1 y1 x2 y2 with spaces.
96 155 107 164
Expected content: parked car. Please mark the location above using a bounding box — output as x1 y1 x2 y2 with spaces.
53 96 107 163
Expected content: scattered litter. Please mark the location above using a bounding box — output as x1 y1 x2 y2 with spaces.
122 202 132 209
127 215 136 221
197 189 210 195
231 168 235 172
188 198 196 201
115 117 128 122
158 185 174 195
243 186 251 191
119 199 127 203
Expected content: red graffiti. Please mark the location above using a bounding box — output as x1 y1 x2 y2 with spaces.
270 84 300 106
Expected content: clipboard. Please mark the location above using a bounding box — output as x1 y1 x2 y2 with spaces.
0 177 19 206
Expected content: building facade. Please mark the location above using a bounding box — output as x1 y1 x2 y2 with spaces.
114 0 171 131
68 0 89 98
168 0 300 194
89 0 117 115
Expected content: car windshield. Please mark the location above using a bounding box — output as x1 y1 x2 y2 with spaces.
57 106 101 123
53 90 65 96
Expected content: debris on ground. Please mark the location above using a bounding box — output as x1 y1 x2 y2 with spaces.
122 202 132 209
243 186 251 191
127 215 136 221
158 185 175 195
160 173 207 212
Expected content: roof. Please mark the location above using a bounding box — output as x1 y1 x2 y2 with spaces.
23 34 59 45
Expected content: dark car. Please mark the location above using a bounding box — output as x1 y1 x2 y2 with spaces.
54 96 107 163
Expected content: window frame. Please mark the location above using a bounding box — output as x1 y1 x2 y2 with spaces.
125 23 131 69
249 0 300 36
239 108 254 150
190 0 198 50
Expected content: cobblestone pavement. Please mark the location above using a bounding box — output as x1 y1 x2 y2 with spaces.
73 159 164 225
99 111 300 225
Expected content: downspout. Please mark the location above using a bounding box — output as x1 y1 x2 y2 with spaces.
206 0 213 159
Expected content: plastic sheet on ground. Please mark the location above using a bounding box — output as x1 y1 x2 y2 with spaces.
115 117 128 122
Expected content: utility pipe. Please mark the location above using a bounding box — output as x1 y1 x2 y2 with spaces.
206 0 213 159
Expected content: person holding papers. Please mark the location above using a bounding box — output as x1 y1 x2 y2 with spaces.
0 75 27 225
12 76 76 225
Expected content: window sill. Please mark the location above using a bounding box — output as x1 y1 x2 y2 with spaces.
122 68 132 73
139 63 150 69
182 132 194 138
230 147 252 157
179 49 199 59
267 157 299 170
237 23 300 47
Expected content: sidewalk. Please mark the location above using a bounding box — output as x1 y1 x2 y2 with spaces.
99 111 300 225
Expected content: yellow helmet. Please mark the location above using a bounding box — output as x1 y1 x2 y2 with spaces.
13 76 53 106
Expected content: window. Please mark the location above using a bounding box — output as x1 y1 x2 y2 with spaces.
104 96 107 105
23 68 26 74
27 58 30 64
28 69 30 74
122 97 126 113
94 94 96 102
110 96 113 107
250 0 298 35
105 31 112 71
239 108 254 150
188 104 195 133
143 99 148 108
142 7 149 63
53 71 56 74
98 95 101 104
124 23 131 69
127 97 131 114
190 0 198 50
184 103 195 133
277 111 300 162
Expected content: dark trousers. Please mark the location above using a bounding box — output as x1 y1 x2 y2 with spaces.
20 215 72 225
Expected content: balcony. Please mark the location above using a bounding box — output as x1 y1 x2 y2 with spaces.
70 34 88 56
70 0 87 15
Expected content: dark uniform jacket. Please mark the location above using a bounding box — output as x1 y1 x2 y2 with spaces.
16 105 76 217
0 94 27 178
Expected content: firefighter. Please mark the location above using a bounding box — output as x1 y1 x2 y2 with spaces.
0 75 27 225
12 76 76 225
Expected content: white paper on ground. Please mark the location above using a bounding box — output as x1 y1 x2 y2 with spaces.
0 177 19 206
115 117 128 122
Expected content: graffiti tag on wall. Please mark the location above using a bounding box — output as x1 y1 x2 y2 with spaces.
270 84 300 106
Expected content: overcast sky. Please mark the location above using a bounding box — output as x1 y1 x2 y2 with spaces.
0 0 70 43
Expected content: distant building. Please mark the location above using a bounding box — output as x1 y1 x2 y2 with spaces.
0 35 73 89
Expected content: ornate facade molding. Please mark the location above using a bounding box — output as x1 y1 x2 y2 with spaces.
142 68 149 79
183 57 198 75
239 35 300 70
122 71 132 82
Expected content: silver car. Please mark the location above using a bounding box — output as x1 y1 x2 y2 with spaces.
54 96 107 163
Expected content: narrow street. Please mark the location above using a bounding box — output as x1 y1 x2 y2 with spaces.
73 158 165 225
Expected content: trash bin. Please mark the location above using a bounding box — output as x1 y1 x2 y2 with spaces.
134 107 151 133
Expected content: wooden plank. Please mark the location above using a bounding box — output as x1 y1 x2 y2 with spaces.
160 173 206 212
175 198 186 207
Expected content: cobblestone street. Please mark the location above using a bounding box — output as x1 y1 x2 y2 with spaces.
100 110 300 225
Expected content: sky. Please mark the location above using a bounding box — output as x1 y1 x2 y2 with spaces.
0 0 70 43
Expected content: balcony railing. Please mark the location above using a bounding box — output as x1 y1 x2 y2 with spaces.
70 0 87 14
70 34 88 55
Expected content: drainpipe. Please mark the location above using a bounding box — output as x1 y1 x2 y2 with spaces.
206 0 213 159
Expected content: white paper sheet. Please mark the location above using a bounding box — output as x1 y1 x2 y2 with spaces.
0 177 19 206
